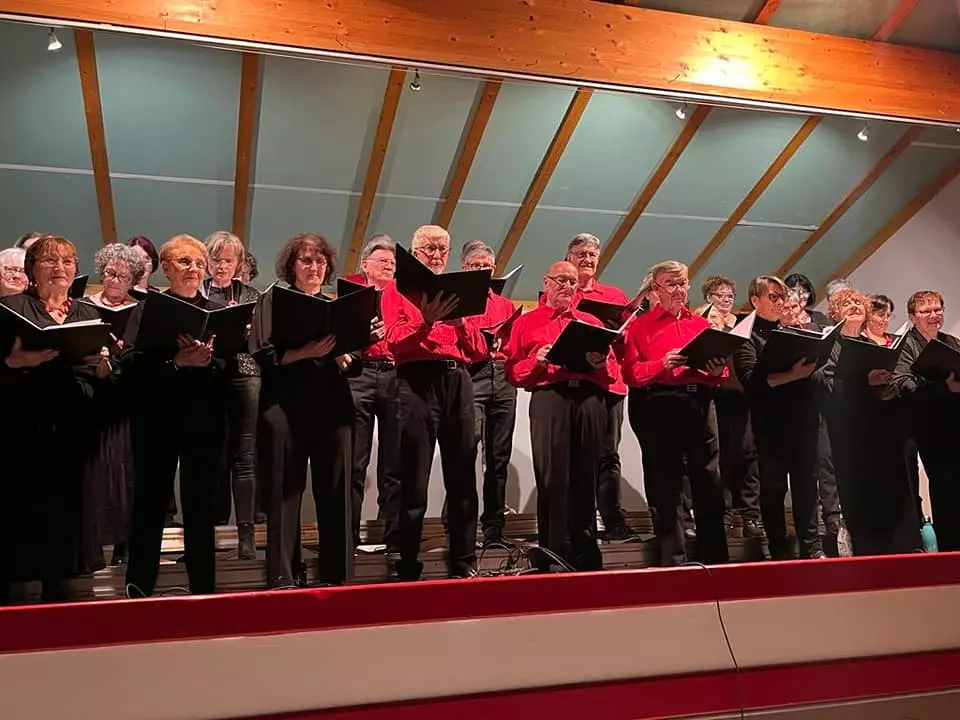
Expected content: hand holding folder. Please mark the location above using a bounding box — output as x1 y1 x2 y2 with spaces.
911 336 960 381
0 303 114 364
270 282 378 357
134 290 256 356
681 312 756 369
395 245 491 320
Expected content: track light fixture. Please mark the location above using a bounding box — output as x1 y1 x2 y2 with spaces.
857 123 869 142
675 103 687 120
47 28 62 53
409 69 422 92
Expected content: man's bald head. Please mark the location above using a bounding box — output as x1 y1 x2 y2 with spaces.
543 260 578 310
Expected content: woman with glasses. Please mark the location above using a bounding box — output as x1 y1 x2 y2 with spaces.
1 236 114 603
122 235 227 596
784 272 829 328
0 248 27 297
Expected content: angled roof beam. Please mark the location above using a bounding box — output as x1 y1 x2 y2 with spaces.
231 52 262 246
750 0 783 25
873 0 921 42
345 66 406 273
497 88 593 268
435 79 501 229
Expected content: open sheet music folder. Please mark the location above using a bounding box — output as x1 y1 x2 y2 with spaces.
79 300 138 340
835 321 910 376
270 282 378 357
911 336 960 380
490 265 523 299
0 303 113 363
546 308 637 373
759 322 843 373
681 312 756 369
134 290 256 356
395 245 491 320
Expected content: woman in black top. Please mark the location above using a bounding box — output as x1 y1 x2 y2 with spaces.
122 234 226 596
204 231 261 560
0 235 114 602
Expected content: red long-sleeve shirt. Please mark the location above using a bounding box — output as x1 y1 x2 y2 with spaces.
622 304 727 388
504 303 620 391
465 289 518 362
381 281 487 364
344 272 392 361
574 281 630 396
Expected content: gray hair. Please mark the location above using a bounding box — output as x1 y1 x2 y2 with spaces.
360 234 395 263
461 240 494 264
824 277 852 299
205 230 246 267
0 247 26 267
412 224 449 248
567 233 601 255
647 260 689 282
94 243 146 283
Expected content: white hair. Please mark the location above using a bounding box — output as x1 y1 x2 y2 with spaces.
461 240 494 264
361 234 395 262
567 233 600 255
0 247 26 267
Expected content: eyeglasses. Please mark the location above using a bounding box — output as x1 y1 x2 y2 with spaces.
210 257 238 267
766 292 785 302
546 275 578 287
103 268 132 282
570 250 599 260
464 262 494 272
0 266 26 277
365 258 395 268
173 256 206 271
709 292 735 301
296 256 328 267
657 280 689 292
414 244 449 256
915 307 944 316
38 256 77 269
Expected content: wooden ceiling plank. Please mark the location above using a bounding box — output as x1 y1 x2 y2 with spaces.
74 29 116 246
688 115 822 279
815 154 960 300
435 79 501 229
231 52 262 246
774 125 923 279
346 66 406 273
6 0 960 124
596 104 711 277
750 0 783 25
497 87 593 268
872 0 921 42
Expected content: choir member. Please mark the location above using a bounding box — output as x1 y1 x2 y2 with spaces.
784 273 829 327
126 235 159 293
864 294 896 345
734 275 824 559
250 233 358 587
123 235 226 596
461 241 518 547
382 224 485 580
204 231 261 559
343 234 401 552
504 260 615 570
14 232 42 250
820 288 920 555
86 243 143 309
240 252 259 284
622 260 728 566
0 235 113 602
565 233 635 540
891 290 960 551
0 247 27 297
700 275 761 539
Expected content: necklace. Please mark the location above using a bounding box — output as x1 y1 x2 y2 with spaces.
44 296 71 316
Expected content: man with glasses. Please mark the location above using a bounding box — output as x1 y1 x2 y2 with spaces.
734 275 824 560
504 260 616 571
892 290 960 550
381 225 487 580
565 233 635 542
0 248 27 297
622 260 729 566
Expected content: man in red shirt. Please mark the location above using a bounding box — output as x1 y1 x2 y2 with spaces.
622 260 729 566
460 241 519 547
505 260 619 571
343 234 400 553
382 225 487 580
565 233 636 541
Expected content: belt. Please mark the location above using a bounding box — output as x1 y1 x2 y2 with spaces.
402 359 465 372
536 379 596 392
650 382 714 395
362 358 395 370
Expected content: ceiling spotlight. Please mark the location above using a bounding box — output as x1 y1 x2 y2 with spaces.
409 69 422 92
857 123 869 142
675 103 687 120
47 28 62 52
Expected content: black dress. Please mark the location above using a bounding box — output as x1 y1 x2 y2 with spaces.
0 292 113 597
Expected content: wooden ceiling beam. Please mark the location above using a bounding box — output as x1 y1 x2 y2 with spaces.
5 0 960 123
345 66 406 273
750 0 783 25
873 0 921 42
596 105 711 277
435 79 501 230
497 88 593 268
74 29 116 246
815 155 960 301
231 52 262 246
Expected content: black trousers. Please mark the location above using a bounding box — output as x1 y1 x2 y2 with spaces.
215 375 260 526
631 385 728 566
396 361 478 579
815 413 841 534
597 394 626 528
913 397 960 551
529 382 605 571
348 361 402 549
470 360 517 534
754 416 821 559
715 389 760 521
257 375 353 586
126 401 224 596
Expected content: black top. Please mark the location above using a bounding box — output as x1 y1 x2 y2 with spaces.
808 309 830 329
891 326 960 399
203 278 260 377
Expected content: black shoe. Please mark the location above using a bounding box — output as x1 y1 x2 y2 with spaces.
254 511 267 525
112 543 128 566
396 559 424 582
237 522 257 561
448 564 478 579
603 520 638 542
481 527 507 548
742 519 764 539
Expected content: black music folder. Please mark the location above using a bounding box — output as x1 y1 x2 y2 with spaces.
546 321 620 373
682 312 756 369
480 304 523 347
395 245 491 320
835 322 910 377
70 274 89 299
337 277 382 317
271 282 378 357
129 286 149 302
759 322 842 373
134 290 256 356
80 300 138 340
0 303 113 363
578 298 640 330
490 265 523 299
911 336 960 380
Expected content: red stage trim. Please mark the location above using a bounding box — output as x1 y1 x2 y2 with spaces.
1 553 959 655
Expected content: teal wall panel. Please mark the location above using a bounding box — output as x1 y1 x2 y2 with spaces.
648 108 807 218
368 196 439 256
256 57 388 192
95 32 239 180
539 92 680 212
0 169 101 268
888 0 960 52
447 204 518 260
747 116 907 227
0 23 91 169
628 0 756 21
918 126 960 147
770 0 898 37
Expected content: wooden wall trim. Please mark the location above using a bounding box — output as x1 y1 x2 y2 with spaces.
873 0 921 42
596 105 711 277
231 52 261 246
815 155 960 300
688 116 821 279
435 79 501 230
497 88 593 268
74 29 116 246
345 66 406 273
5 0 960 123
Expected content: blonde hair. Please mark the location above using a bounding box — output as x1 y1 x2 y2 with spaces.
647 260 688 282
827 287 868 324
205 230 246 268
160 234 208 267
412 225 449 248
